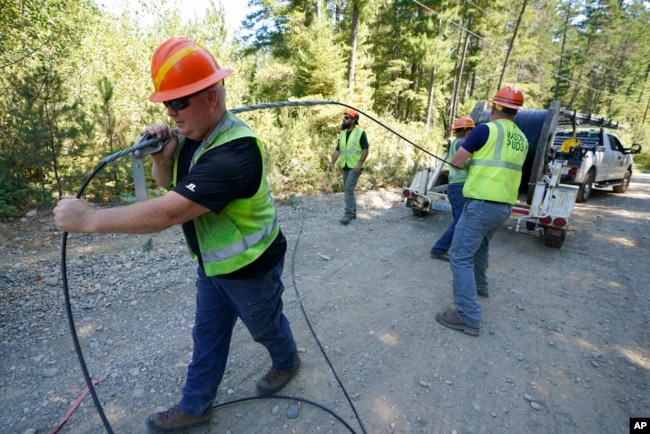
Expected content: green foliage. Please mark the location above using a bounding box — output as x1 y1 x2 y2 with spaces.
239 107 334 194
0 173 32 218
289 20 347 98
1 0 650 217
6 65 93 202
634 151 650 173
248 57 297 102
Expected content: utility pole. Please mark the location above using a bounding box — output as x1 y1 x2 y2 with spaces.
641 63 650 125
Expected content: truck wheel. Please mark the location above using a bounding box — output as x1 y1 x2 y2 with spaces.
576 170 594 203
612 170 631 193
412 208 429 217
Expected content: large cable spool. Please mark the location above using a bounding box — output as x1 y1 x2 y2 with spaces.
515 109 549 193
470 101 561 198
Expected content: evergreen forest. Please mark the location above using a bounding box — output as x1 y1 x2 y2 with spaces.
2 0 649 217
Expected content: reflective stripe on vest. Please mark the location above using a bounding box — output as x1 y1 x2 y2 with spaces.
338 127 364 168
200 215 278 264
172 111 279 275
463 120 528 204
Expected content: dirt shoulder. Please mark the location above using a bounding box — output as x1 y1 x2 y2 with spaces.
0 175 648 433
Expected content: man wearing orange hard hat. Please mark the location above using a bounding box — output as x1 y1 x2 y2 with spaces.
429 115 475 262
435 86 528 337
54 37 300 432
328 108 370 225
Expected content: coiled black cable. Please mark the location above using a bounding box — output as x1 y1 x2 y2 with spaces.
60 132 180 433
59 100 403 433
60 175 364 434
61 161 115 433
285 198 367 434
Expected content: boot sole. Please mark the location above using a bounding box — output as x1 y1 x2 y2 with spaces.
145 419 211 434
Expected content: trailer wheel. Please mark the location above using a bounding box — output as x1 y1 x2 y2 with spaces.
406 198 429 216
612 170 631 193
576 169 594 203
542 228 566 248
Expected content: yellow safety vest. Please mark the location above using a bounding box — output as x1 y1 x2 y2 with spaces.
338 127 365 168
448 138 468 184
171 111 279 276
462 119 528 204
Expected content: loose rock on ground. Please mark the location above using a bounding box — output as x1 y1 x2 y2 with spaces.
1 177 649 433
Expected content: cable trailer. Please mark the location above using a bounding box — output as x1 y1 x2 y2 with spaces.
402 100 583 249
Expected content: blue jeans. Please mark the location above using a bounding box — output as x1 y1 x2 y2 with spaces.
431 183 467 255
179 259 298 416
449 200 511 328
342 168 361 217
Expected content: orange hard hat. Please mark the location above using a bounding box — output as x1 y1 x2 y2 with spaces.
345 108 360 121
490 86 525 110
451 116 475 131
149 37 233 102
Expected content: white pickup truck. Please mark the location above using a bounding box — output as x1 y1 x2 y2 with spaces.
552 129 642 202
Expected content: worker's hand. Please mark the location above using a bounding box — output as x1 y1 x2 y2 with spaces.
53 197 96 233
141 124 179 162
328 163 334 171
353 163 362 173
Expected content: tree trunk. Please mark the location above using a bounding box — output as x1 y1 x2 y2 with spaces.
555 0 572 100
347 0 360 91
497 0 528 90
450 17 472 123
425 66 436 131
568 39 595 109
425 18 443 131
639 63 650 125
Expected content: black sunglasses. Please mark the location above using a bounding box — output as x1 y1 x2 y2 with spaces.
163 89 204 111
163 81 224 111
343 115 352 120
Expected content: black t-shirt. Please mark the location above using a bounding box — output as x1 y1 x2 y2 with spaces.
172 136 286 279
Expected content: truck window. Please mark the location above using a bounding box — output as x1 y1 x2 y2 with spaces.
607 134 624 152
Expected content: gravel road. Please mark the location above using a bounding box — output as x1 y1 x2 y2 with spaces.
1 174 648 434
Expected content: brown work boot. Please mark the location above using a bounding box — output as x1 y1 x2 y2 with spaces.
256 357 301 395
144 404 211 433
435 309 480 336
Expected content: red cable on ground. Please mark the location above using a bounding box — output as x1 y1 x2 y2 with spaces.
49 378 103 434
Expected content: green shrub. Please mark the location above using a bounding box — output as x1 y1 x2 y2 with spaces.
634 151 650 173
0 173 33 219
